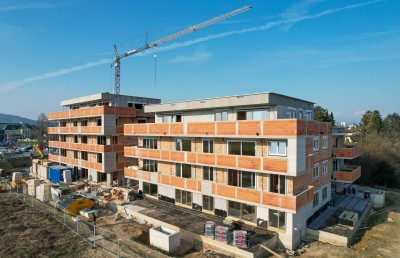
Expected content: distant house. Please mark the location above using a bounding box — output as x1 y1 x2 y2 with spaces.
0 123 33 141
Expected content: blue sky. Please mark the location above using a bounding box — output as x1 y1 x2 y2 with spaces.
0 0 399 124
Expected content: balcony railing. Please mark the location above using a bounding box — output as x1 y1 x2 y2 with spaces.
49 154 124 172
48 106 139 120
48 141 124 153
124 147 288 173
334 146 361 159
123 166 313 211
334 165 361 183
124 120 332 138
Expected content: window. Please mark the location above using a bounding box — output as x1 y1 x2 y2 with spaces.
81 135 88 144
202 139 214 153
97 118 102 126
313 138 320 152
60 135 66 142
228 170 256 189
74 151 78 159
228 201 256 222
228 141 256 156
81 151 88 161
60 149 67 157
128 103 133 108
175 163 191 178
73 120 78 127
134 103 144 109
175 138 191 151
313 192 319 207
215 111 228 121
74 135 78 143
81 120 88 126
138 119 147 123
97 153 102 163
313 163 320 180
143 159 157 172
268 140 287 156
97 136 106 145
322 187 328 200
322 161 328 176
143 138 157 149
143 182 157 197
298 110 303 119
305 111 312 120
287 108 296 118
176 189 192 206
269 209 286 230
203 166 214 181
162 114 182 123
237 109 269 121
323 136 328 150
269 174 286 194
203 195 214 212
60 121 67 127
112 136 118 145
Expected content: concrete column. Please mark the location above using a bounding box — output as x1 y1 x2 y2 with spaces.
117 170 124 186
106 172 113 186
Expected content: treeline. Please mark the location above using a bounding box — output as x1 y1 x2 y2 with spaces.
354 111 400 188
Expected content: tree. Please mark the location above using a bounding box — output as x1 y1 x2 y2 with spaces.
33 113 51 146
383 113 400 140
358 110 382 135
314 106 335 125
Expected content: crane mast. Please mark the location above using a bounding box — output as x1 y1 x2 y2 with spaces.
113 6 252 95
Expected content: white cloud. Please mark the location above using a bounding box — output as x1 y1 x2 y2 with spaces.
0 1 67 12
163 50 212 65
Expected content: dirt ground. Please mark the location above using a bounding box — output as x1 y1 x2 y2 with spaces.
0 191 109 258
301 192 400 258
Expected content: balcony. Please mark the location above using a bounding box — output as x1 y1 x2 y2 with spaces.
334 146 361 159
48 141 124 153
48 106 138 120
334 165 361 183
49 154 124 172
124 166 314 212
124 147 288 173
124 120 331 138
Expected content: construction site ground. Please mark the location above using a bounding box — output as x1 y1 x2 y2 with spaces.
300 192 400 258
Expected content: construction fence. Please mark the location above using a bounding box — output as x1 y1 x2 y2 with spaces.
1 179 168 258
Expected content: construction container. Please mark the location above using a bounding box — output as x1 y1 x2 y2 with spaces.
204 221 215 239
150 226 180 254
27 179 40 196
49 165 72 183
215 226 229 244
63 170 72 183
232 230 250 249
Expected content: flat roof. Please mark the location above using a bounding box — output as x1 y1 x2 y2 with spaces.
145 92 314 113
60 92 161 106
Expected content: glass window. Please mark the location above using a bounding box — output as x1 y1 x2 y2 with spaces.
215 111 228 121
97 136 106 145
313 163 320 180
268 140 287 156
228 141 255 156
203 195 214 212
97 118 102 126
228 201 256 222
81 135 87 144
143 159 158 172
175 138 191 151
322 161 328 176
163 114 182 123
269 209 286 230
203 166 214 181
143 138 157 149
322 187 328 200
203 139 214 153
313 138 320 152
143 182 157 197
287 109 296 118
228 170 256 189
176 163 191 178
97 153 102 163
237 109 269 120
269 174 286 194
323 137 328 150
176 189 192 206
313 192 319 207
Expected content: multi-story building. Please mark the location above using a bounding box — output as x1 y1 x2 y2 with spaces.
123 92 333 249
332 127 362 192
47 93 160 185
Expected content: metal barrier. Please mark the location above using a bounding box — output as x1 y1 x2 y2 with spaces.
2 180 168 258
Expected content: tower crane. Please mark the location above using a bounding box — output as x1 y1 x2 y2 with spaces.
112 6 252 95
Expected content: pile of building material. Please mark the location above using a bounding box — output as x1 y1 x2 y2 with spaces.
27 179 40 196
102 188 125 201
36 183 51 202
